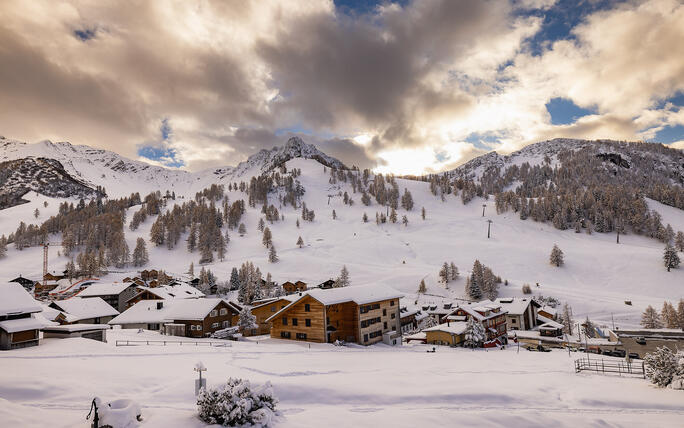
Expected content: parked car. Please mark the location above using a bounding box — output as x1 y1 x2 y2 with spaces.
628 352 640 360
610 349 626 358
635 337 646 345
526 344 551 352
601 349 613 356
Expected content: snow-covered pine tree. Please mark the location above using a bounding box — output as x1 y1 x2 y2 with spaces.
187 224 197 252
678 299 684 329
199 243 213 264
549 244 564 267
401 189 414 211
663 243 680 271
238 223 246 236
296 236 304 248
449 263 459 280
644 346 681 387
583 316 595 338
230 267 240 291
389 208 397 223
238 307 257 333
402 215 408 226
217 234 226 261
362 212 368 223
482 267 498 300
262 227 272 248
132 237 149 267
0 235 7 259
336 265 350 288
463 317 485 348
418 279 427 294
466 260 484 300
641 305 663 329
257 218 265 232
268 245 278 263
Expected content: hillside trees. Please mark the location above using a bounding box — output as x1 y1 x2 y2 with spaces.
132 237 149 267
335 265 350 288
549 244 564 267
664 243 680 271
296 236 304 248
641 305 663 329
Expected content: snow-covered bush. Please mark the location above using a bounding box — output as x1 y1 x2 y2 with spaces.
197 378 278 426
463 318 486 348
644 347 683 387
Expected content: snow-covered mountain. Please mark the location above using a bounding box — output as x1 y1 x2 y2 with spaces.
0 135 345 199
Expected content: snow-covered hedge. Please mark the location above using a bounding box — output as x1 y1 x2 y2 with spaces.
644 347 684 388
197 378 278 426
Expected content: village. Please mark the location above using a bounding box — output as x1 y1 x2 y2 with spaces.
4 266 684 360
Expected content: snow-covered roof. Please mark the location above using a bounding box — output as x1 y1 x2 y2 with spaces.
451 300 506 322
0 315 49 333
50 297 119 321
0 283 43 316
42 323 110 333
128 283 205 301
424 322 468 335
265 284 403 322
537 314 557 325
494 298 538 315
77 282 136 297
109 298 237 325
539 305 557 317
539 320 564 330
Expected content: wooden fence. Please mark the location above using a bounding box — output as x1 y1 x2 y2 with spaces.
115 339 231 347
574 356 645 378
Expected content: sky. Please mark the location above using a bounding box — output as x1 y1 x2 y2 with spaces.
0 0 683 175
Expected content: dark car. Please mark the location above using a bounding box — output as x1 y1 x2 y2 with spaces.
610 349 626 358
635 337 646 345
628 352 640 360
601 349 612 355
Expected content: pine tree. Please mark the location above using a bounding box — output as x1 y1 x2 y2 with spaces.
188 262 195 278
661 301 679 328
217 233 226 261
439 262 450 284
200 244 213 264
336 265 350 287
34 208 39 218
583 316 595 338
238 223 246 236
463 317 485 348
549 244 564 267
238 307 257 332
482 267 498 300
296 236 304 248
187 224 197 252
362 212 368 223
641 305 663 329
389 208 397 223
332 209 337 220
230 267 240 291
449 263 459 280
258 218 265 232
296 219 300 228
561 303 574 335
421 207 426 220
644 346 680 387
0 235 7 259
262 227 272 248
402 215 408 227
675 231 684 252
401 189 414 210
132 237 149 267
663 243 680 271
268 245 278 263
677 299 684 330
418 279 427 293
466 260 483 300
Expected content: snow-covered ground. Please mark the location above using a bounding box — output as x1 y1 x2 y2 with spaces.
1 330 683 428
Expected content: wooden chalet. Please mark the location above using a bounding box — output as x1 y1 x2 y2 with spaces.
249 297 296 335
49 297 119 325
495 298 541 331
539 320 564 337
282 281 307 294
125 283 205 307
0 283 46 350
424 321 468 346
445 301 508 345
9 275 37 292
76 282 139 312
266 284 403 345
109 299 241 337
316 279 336 290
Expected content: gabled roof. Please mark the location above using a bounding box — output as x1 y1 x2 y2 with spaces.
424 321 468 335
494 298 540 315
49 297 119 321
0 283 42 316
126 283 205 302
0 316 49 333
449 300 507 322
266 284 403 322
77 282 136 297
109 298 239 325
539 320 564 330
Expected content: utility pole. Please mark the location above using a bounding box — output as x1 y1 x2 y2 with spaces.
43 243 49 284
482 204 486 217
611 313 615 330
487 219 493 239
616 218 620 244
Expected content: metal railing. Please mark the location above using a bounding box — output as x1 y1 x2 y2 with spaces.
115 339 231 347
574 356 645 378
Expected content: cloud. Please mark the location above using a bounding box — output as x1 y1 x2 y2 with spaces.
0 0 682 173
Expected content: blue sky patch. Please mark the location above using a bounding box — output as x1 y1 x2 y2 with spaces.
137 118 185 167
73 27 97 42
334 0 408 15
653 91 684 110
465 132 502 150
545 97 596 125
653 124 684 144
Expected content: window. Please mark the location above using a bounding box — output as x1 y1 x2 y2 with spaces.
305 304 311 312
390 300 395 306
296 333 307 340
212 322 219 328
363 334 368 342
282 317 288 326
391 313 396 319
281 331 291 339
383 322 387 329
383 309 387 316
369 330 382 338
219 308 227 316
271 305 276 312
190 325 196 331
305 319 311 327
210 310 217 317
292 318 298 326
196 325 202 331
222 321 230 328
